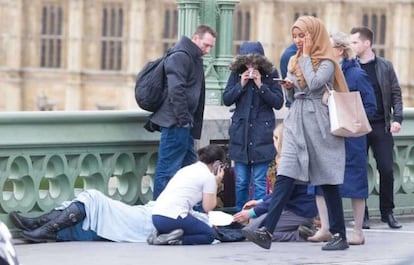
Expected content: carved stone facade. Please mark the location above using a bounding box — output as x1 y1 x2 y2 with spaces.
0 0 413 111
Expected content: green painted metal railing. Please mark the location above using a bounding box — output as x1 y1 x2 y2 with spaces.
0 111 159 232
361 108 414 218
0 109 413 232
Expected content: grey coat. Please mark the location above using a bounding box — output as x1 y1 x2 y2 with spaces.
279 57 345 185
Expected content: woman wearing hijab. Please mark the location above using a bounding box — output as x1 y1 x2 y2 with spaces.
309 32 377 245
242 16 350 251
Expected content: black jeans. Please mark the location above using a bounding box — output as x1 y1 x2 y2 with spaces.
367 122 395 215
262 175 346 239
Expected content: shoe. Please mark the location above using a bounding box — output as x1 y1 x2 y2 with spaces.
146 229 158 245
166 239 182 245
9 210 61 231
153 229 184 245
21 203 84 243
347 231 365 245
381 213 402 229
242 226 272 250
321 233 349 251
297 225 317 241
307 230 332 242
363 208 370 229
362 218 370 229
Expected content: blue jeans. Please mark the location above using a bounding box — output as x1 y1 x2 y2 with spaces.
235 161 269 211
57 222 101 241
56 202 102 241
153 126 197 200
152 214 217 245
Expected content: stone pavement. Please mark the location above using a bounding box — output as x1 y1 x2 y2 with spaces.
13 216 414 265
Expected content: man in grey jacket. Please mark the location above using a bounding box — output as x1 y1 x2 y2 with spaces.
350 26 403 229
148 25 216 200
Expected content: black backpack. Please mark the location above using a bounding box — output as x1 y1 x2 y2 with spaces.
134 50 189 112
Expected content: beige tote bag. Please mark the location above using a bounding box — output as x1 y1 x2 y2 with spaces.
324 85 372 137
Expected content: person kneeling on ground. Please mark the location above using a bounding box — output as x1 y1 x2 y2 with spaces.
150 144 226 245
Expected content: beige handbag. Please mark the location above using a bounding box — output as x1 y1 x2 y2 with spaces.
324 85 372 137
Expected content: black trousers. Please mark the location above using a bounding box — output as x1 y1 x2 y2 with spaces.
261 175 346 239
367 122 395 216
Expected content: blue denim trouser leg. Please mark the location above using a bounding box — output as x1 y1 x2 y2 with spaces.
321 184 346 240
57 222 101 241
235 162 269 211
153 126 196 200
152 214 217 245
235 162 249 211
251 162 270 200
262 175 295 233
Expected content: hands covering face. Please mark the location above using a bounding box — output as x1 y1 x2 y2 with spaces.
241 66 262 88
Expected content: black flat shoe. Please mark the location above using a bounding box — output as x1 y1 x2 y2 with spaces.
362 218 370 229
321 233 349 251
381 213 402 229
242 226 272 250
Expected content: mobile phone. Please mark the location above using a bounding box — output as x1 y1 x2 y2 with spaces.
273 78 284 81
213 161 223 175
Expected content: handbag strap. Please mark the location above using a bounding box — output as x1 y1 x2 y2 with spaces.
322 84 332 105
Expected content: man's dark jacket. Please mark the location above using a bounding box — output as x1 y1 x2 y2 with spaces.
148 36 205 139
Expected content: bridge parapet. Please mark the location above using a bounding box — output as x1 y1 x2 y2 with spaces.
0 109 413 232
0 111 159 232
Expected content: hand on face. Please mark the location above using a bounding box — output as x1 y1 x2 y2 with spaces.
302 32 313 56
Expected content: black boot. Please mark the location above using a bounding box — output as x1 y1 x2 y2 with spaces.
9 210 61 231
362 207 370 229
21 203 85 243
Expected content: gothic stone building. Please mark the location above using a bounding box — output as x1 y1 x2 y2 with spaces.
0 0 413 111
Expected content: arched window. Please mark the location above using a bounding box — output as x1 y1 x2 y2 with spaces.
233 8 251 54
40 3 63 68
362 9 387 57
162 6 178 53
101 4 123 70
294 10 317 22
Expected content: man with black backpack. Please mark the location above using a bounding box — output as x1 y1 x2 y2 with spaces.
146 25 216 200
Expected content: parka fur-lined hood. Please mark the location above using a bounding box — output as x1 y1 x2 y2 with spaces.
229 41 274 75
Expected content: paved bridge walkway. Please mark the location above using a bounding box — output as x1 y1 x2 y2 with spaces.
13 216 414 265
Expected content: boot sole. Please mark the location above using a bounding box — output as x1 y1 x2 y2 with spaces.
20 232 55 243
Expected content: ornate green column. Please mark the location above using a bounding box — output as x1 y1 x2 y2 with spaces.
215 0 240 95
176 0 239 105
176 0 201 37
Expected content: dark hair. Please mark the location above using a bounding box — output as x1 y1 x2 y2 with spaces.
197 144 225 165
193 24 216 38
350 26 373 46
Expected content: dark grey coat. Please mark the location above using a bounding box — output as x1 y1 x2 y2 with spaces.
281 57 345 185
148 36 205 139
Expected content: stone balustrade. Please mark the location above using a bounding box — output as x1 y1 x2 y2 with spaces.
0 108 413 233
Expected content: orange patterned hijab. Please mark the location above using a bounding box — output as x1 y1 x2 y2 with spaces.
287 16 349 92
